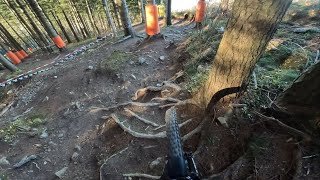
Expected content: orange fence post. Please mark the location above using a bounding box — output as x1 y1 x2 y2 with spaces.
195 0 207 22
14 51 24 60
145 4 160 36
52 35 66 49
6 51 21 65
28 48 33 53
19 50 28 58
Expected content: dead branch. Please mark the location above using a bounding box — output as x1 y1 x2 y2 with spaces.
167 70 184 82
124 108 160 127
182 121 204 141
151 97 181 103
153 118 193 131
0 101 14 117
253 112 311 142
123 173 160 179
159 103 177 109
89 102 160 112
314 50 319 63
111 114 166 139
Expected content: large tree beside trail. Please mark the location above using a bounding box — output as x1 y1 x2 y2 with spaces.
103 0 117 36
193 0 293 109
116 0 136 37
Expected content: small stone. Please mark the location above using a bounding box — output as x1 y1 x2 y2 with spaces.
48 141 57 146
0 157 10 166
197 65 205 72
40 129 48 139
58 133 64 138
217 117 229 128
149 157 162 169
43 96 49 102
159 56 165 61
129 60 135 65
130 74 136 80
53 76 58 79
55 167 68 179
71 152 79 162
87 66 94 70
74 145 81 152
138 57 146 65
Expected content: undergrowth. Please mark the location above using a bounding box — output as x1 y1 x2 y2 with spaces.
97 50 134 75
0 115 45 143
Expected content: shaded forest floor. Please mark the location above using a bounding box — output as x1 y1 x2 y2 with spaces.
1 12 320 180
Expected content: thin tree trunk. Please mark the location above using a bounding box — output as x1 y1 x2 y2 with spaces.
51 11 72 43
26 0 65 49
0 23 25 51
193 0 292 109
62 10 81 42
0 14 29 48
98 12 108 32
139 0 146 23
276 62 320 117
111 0 122 29
86 0 100 35
4 0 46 50
117 0 136 37
70 0 91 38
166 0 172 25
15 0 53 52
103 0 117 36
68 1 87 39
0 53 18 72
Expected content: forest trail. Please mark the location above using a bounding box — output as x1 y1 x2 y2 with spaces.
0 19 193 180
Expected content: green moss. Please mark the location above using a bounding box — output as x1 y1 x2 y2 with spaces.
0 116 46 143
97 50 133 75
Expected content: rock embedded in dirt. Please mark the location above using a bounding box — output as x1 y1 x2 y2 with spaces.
159 56 165 61
71 152 79 162
0 157 10 166
40 129 48 139
48 141 57 146
58 133 64 138
55 167 68 179
87 66 94 70
53 76 58 79
13 155 37 168
130 74 136 80
138 57 146 65
149 157 162 169
74 145 81 152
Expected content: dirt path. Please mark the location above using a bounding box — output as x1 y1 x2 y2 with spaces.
0 19 192 180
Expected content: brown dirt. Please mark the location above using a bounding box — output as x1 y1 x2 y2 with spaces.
1 18 320 180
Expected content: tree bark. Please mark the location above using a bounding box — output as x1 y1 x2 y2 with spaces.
192 0 292 109
103 0 117 36
111 0 122 29
0 53 18 72
86 0 100 35
275 62 320 117
116 0 136 37
139 0 146 23
166 0 172 25
0 23 25 51
70 0 91 38
68 0 88 39
51 11 72 43
62 10 81 42
15 0 53 52
25 0 64 49
220 0 229 15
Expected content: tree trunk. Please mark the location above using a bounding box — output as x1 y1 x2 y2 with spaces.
103 0 117 36
139 0 146 23
166 0 172 25
0 23 25 51
3 0 45 50
220 0 229 15
98 12 108 32
62 10 81 42
70 0 91 38
0 53 18 72
275 62 320 117
86 0 100 35
26 0 65 49
193 0 292 109
116 0 136 37
15 0 53 52
68 1 87 39
51 11 72 43
111 0 122 29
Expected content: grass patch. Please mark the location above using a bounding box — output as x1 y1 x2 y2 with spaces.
0 115 45 143
97 50 133 75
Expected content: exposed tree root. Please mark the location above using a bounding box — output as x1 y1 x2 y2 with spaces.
153 118 193 131
182 120 204 141
0 101 14 116
132 82 181 100
124 108 160 127
167 70 184 82
253 112 312 142
123 173 160 179
151 97 181 103
204 155 252 180
89 102 160 113
110 114 166 139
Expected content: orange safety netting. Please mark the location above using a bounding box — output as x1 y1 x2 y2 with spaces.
6 51 21 65
195 1 207 22
52 35 66 48
14 51 24 60
19 50 28 58
145 4 160 36
28 48 33 53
